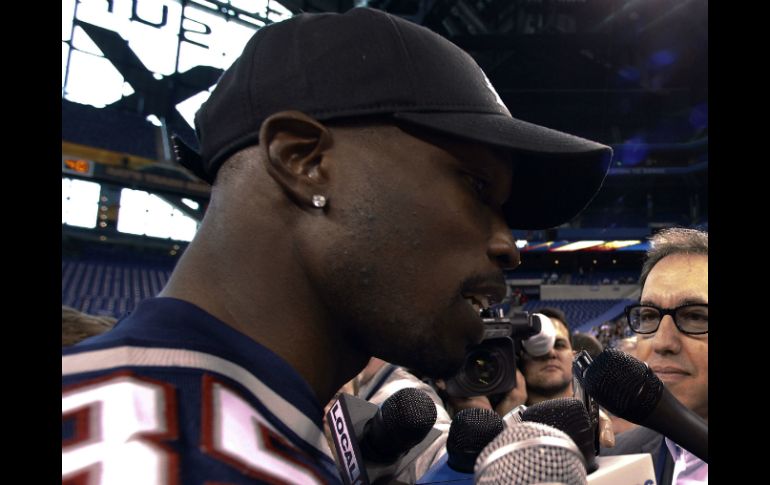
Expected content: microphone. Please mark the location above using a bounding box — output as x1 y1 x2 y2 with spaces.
327 388 441 484
515 397 656 484
417 408 504 484
521 397 598 473
474 421 587 485
521 312 556 356
581 347 708 463
361 387 437 463
518 397 657 483
447 408 505 473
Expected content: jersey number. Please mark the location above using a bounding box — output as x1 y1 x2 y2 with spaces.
62 372 321 485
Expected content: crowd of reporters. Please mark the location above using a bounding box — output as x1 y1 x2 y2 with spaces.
322 227 707 484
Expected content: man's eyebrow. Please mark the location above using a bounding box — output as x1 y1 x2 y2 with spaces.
639 297 707 306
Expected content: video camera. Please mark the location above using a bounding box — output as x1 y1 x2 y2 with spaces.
444 308 544 397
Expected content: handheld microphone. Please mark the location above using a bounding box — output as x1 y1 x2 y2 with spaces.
474 421 587 485
327 393 369 485
327 388 441 484
417 408 504 484
516 382 657 484
581 348 708 463
516 394 657 484
360 387 437 463
446 408 505 473
521 397 598 473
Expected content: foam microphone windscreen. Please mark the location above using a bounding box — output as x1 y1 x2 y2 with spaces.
582 347 663 422
361 387 437 463
475 421 587 485
521 313 556 356
446 408 504 473
521 397 598 473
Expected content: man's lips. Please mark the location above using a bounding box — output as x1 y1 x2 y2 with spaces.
454 296 486 345
651 366 690 377
457 274 507 343
462 284 507 306
460 274 507 308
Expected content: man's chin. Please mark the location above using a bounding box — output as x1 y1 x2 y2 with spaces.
401 349 465 380
379 331 468 379
416 356 464 380
528 379 571 397
666 385 693 408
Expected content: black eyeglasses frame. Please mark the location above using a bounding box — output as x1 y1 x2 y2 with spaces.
624 303 709 335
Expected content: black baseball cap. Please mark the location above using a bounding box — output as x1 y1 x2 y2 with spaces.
173 7 612 230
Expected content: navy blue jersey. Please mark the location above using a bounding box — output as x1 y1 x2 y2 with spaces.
62 297 342 485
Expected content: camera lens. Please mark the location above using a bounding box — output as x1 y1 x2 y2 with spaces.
444 336 518 397
465 349 501 387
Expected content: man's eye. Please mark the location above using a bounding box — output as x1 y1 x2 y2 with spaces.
464 174 488 196
681 310 707 322
640 310 659 321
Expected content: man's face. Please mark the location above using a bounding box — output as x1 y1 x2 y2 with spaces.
636 254 708 420
521 319 573 397
309 122 518 379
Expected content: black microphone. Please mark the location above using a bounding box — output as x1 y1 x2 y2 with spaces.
581 347 708 463
360 387 437 463
474 421 588 485
417 408 504 484
327 388 441 484
447 408 505 473
521 397 598 473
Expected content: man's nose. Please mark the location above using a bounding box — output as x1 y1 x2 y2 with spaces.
652 315 682 354
488 217 520 270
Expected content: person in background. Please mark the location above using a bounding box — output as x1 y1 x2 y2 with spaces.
61 305 116 346
601 227 708 484
447 307 615 446
445 307 576 414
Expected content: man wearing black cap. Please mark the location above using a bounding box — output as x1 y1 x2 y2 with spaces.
62 8 611 484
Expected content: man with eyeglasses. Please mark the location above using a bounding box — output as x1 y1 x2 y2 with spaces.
602 227 707 484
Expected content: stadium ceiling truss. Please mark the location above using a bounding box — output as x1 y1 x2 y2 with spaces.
63 0 706 139
61 0 707 242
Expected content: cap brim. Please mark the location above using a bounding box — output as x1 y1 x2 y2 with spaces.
393 111 613 230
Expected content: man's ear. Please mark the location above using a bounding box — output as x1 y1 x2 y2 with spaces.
259 111 333 208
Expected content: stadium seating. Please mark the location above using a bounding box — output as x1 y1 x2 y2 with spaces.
523 298 636 333
62 259 172 318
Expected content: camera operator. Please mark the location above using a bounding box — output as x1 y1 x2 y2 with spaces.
441 307 572 415
444 307 615 447
512 308 574 407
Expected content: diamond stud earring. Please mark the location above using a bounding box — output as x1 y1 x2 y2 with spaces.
312 195 327 208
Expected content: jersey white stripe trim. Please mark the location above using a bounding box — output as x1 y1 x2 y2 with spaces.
62 346 333 460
